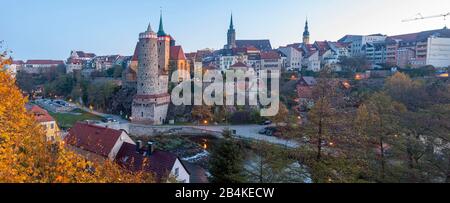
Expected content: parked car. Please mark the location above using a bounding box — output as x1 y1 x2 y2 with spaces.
259 127 282 137
260 120 272 125
102 117 117 123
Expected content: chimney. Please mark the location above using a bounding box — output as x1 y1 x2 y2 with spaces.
136 140 142 152
147 141 154 156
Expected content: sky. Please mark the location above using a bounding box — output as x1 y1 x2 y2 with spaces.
1 0 449 60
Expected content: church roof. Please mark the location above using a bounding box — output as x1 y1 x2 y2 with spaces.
236 40 272 51
170 46 187 60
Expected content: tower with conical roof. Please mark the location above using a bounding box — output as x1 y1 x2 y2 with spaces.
303 18 310 44
157 10 171 75
226 13 236 49
132 22 170 125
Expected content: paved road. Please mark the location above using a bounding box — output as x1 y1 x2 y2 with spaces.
68 102 300 148
191 125 300 148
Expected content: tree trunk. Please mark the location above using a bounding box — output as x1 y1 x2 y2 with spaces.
379 137 385 180
317 119 323 161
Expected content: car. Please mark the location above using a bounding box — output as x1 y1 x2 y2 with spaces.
259 127 282 137
102 117 117 123
258 128 268 135
260 120 272 125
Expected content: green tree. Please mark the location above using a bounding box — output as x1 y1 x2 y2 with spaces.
209 130 245 183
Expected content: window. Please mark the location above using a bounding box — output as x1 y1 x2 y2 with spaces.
174 168 179 177
141 112 144 117
50 123 54 129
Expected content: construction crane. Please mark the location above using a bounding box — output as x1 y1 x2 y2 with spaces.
402 12 450 22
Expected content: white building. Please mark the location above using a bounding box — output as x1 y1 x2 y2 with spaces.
345 34 387 56
278 46 302 71
305 51 321 72
426 36 450 67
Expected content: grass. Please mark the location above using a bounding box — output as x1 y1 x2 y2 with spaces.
49 109 103 129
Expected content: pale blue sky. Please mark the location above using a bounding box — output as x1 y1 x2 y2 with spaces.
1 0 449 60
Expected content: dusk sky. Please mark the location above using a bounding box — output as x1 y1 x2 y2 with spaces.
2 0 449 60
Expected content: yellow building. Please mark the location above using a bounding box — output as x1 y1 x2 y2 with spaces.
27 105 60 142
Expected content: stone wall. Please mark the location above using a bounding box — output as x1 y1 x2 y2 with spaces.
129 123 223 138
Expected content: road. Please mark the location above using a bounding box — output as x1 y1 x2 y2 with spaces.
191 125 300 148
68 102 300 148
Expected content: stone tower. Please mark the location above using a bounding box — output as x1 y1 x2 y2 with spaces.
157 11 171 75
303 18 310 44
226 13 236 49
132 23 170 125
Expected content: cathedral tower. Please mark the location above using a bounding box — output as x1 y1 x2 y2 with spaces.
132 22 170 125
303 18 310 44
226 13 236 49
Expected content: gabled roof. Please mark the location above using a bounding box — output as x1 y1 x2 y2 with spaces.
116 142 188 182
298 76 317 86
230 62 248 68
313 41 331 56
236 40 272 51
170 46 187 60
75 51 96 58
26 105 55 123
132 43 139 61
65 123 123 158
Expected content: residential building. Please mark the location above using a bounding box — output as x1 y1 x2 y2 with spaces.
4 60 23 78
65 123 135 161
278 46 302 71
26 104 60 142
21 60 65 74
92 55 121 71
260 51 284 70
65 123 192 183
116 142 191 183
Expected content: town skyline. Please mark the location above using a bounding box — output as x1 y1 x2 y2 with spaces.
2 0 449 60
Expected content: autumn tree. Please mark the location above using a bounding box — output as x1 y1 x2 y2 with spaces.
191 105 213 123
357 92 406 181
1 55 153 183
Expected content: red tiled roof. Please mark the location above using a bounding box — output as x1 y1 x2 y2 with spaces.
314 41 331 56
65 123 123 158
26 60 64 65
67 58 82 64
230 62 248 68
116 143 185 182
76 51 96 58
132 43 139 61
27 105 55 123
260 51 280 60
170 46 186 60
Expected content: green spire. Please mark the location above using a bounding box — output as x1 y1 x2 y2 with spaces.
157 10 166 37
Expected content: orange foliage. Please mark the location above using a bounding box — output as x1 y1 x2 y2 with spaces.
0 57 153 183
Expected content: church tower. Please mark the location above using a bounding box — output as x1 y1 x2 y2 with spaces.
303 19 310 44
157 11 171 75
132 22 170 125
226 13 236 49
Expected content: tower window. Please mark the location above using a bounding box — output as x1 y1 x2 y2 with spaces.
141 112 144 117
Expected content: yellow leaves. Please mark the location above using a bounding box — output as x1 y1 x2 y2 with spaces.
0 69 155 183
